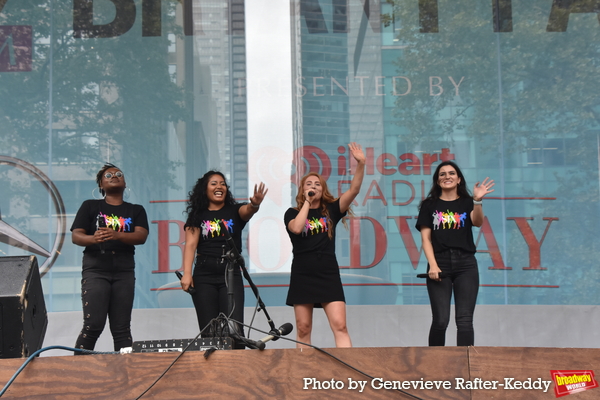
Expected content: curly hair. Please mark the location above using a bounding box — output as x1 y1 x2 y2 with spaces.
95 163 120 196
419 161 472 210
295 172 342 239
185 171 238 229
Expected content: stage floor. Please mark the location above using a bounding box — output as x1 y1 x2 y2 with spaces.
1 346 599 399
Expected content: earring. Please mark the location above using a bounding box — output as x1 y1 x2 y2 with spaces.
123 187 131 200
92 187 105 199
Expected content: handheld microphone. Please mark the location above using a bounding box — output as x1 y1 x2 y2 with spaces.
255 322 293 350
308 191 315 196
97 214 106 254
417 272 446 279
175 270 196 294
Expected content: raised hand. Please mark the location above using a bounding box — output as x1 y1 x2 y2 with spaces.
249 182 268 207
348 142 365 164
473 177 495 200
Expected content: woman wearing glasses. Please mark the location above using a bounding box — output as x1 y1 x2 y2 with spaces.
71 163 149 353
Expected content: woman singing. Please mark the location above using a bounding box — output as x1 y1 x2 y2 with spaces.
180 171 267 347
71 163 149 352
415 161 494 346
285 142 365 348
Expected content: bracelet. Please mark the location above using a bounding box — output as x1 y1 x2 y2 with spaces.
250 202 260 209
473 199 482 205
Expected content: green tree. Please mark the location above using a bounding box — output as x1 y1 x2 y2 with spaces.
0 0 187 191
384 0 600 304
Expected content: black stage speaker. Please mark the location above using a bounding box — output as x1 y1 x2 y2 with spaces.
0 255 48 358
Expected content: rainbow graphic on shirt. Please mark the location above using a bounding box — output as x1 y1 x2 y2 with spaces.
98 213 132 232
432 210 467 230
302 216 328 236
200 218 234 239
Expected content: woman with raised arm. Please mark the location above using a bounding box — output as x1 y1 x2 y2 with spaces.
284 142 365 348
180 171 267 348
415 161 494 346
71 163 149 353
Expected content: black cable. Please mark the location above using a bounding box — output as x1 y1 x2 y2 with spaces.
134 323 213 400
230 318 425 400
134 312 257 399
0 325 424 400
291 340 424 400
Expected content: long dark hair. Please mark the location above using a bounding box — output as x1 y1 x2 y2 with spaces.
95 163 120 196
419 161 472 209
185 171 238 226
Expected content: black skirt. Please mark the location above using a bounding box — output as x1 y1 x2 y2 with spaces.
286 253 345 307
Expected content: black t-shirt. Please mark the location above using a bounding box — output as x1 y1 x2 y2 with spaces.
284 199 346 256
70 199 149 254
415 197 476 254
184 203 247 258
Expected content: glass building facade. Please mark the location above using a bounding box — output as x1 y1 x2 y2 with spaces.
1 0 599 312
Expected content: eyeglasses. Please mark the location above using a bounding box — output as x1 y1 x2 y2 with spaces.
104 171 124 179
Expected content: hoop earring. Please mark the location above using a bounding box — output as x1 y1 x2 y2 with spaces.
92 187 105 200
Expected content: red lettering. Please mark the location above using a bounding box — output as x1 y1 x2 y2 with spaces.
439 148 455 162
508 217 558 270
291 145 332 185
337 145 347 176
331 146 455 178
366 147 375 175
399 152 421 175
376 152 397 175
152 220 185 273
341 217 386 269
392 180 415 206
388 216 422 269
475 217 511 270
422 153 438 175
362 180 387 206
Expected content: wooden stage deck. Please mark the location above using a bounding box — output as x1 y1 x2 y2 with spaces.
1 347 599 399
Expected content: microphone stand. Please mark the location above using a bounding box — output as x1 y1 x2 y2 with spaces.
220 221 277 348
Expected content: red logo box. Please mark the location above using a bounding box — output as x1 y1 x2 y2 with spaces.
550 370 599 398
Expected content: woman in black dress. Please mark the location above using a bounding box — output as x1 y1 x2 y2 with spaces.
285 142 365 348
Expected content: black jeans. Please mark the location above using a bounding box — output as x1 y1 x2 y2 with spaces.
75 252 135 352
192 256 245 346
426 249 479 346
